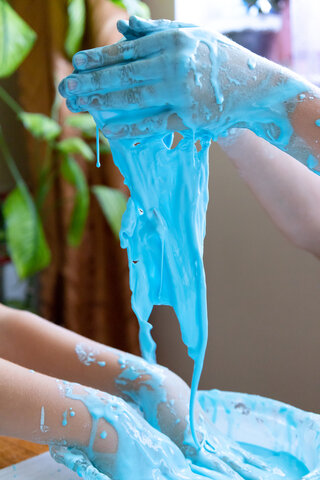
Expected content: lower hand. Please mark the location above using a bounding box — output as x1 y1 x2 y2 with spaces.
111 352 283 479
49 381 210 480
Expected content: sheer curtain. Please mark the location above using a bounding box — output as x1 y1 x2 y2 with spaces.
175 0 282 34
290 0 320 84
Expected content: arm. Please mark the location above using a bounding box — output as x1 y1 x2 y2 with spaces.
218 130 320 258
0 358 92 443
0 353 204 480
59 17 320 164
0 305 270 477
58 17 320 258
0 304 121 394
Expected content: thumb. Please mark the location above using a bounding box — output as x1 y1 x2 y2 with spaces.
50 445 110 480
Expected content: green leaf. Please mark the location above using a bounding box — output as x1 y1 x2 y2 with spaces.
110 0 150 18
65 113 96 136
65 0 86 59
109 0 126 10
56 137 94 161
133 2 150 18
92 185 127 238
3 186 51 278
61 156 89 246
0 1 37 77
18 112 61 141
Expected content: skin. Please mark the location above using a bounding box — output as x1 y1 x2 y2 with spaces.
3 16 319 480
218 130 320 259
0 306 204 480
0 304 274 479
59 16 320 259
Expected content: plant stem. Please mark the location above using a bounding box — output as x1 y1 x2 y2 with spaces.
0 85 22 115
36 144 55 210
0 127 26 190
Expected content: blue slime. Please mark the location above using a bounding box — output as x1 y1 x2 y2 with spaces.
108 132 211 447
55 17 320 480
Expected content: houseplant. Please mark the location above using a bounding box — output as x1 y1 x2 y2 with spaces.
0 0 149 310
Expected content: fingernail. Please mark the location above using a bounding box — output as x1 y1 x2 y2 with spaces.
66 97 80 112
67 78 78 91
73 53 87 68
58 79 66 97
79 97 88 106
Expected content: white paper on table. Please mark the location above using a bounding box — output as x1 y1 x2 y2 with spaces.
0 451 79 480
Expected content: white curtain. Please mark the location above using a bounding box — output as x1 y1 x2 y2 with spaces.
290 0 320 83
174 0 281 34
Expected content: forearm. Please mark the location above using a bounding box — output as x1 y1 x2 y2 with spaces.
0 306 121 394
218 130 320 257
215 43 320 165
0 306 182 406
0 357 116 450
248 63 320 164
0 305 193 447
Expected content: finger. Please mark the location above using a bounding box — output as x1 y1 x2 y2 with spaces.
66 96 81 113
117 16 196 41
50 445 110 480
73 84 168 113
72 31 166 71
100 110 186 140
59 56 165 98
190 462 240 480
117 19 141 41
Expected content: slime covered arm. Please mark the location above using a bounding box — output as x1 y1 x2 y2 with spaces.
101 17 320 257
60 16 320 168
0 305 271 479
0 358 113 479
0 350 212 479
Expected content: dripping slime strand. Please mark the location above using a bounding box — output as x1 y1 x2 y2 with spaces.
96 126 101 168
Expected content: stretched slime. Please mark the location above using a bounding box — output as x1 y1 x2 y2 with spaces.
108 132 211 447
56 16 320 480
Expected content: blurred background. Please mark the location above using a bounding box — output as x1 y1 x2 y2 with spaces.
0 0 319 413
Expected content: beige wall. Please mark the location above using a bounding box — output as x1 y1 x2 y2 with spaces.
144 0 174 19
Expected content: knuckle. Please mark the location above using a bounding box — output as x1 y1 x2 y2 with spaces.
172 29 188 50
125 88 141 105
88 94 101 108
120 63 134 84
91 70 102 89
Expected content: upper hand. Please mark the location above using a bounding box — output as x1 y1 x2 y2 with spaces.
58 17 269 140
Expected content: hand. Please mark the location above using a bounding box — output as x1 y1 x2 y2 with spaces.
49 382 209 480
111 352 284 480
59 17 306 144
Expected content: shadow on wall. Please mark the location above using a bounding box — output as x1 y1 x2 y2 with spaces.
151 143 320 414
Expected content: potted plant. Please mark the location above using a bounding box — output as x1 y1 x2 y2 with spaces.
0 0 149 310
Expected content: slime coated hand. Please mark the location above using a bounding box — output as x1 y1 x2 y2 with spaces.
59 16 306 146
50 384 210 480
113 352 285 480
